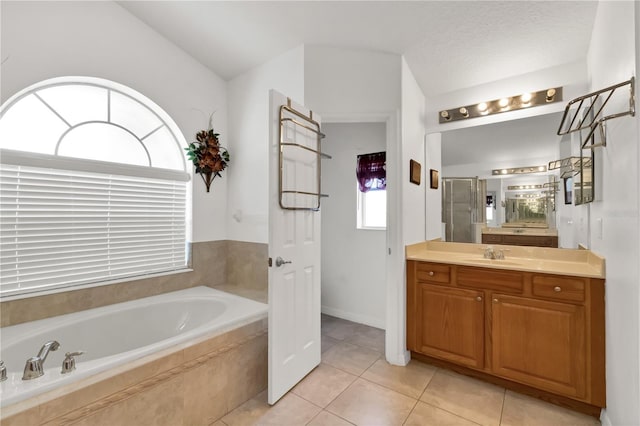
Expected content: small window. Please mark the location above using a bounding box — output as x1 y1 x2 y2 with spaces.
356 152 386 230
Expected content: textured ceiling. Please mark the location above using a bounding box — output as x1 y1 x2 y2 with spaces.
118 1 598 97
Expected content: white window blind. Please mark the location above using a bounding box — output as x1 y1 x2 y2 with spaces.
0 161 187 297
0 77 191 298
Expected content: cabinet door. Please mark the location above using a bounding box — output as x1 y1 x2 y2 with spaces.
492 294 586 398
416 284 484 368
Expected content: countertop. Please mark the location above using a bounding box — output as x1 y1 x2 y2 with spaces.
406 241 605 279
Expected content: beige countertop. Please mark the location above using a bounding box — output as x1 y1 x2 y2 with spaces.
482 227 558 237
406 240 605 279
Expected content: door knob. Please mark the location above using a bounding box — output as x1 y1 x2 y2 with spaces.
275 257 292 267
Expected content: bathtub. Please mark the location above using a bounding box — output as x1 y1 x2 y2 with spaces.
0 286 268 408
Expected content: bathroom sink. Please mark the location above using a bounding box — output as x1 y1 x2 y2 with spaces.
461 258 524 267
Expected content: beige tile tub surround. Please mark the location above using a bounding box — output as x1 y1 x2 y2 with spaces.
1 240 268 327
1 318 268 426
226 240 268 291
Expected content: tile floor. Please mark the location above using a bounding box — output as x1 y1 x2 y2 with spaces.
218 315 600 426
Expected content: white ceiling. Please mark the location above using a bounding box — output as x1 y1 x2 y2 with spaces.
118 1 599 97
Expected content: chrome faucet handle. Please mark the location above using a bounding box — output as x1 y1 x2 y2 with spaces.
0 361 7 382
61 351 84 374
494 249 505 260
483 246 495 259
23 340 61 380
23 356 43 380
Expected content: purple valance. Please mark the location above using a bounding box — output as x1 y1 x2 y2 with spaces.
357 152 386 192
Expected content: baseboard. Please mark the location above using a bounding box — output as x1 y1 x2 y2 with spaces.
599 409 612 426
385 349 411 366
321 305 385 329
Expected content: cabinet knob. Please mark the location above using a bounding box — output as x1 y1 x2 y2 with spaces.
428 271 434 276
554 286 562 292
476 296 482 302
492 298 499 303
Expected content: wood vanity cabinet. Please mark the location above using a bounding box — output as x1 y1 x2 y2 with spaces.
481 233 558 248
406 260 605 409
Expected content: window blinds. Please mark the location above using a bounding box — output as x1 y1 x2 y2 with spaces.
0 160 188 298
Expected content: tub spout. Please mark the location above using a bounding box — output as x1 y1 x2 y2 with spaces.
22 340 60 380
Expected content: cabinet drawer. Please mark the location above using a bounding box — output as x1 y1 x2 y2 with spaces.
532 275 586 303
457 267 524 293
416 262 451 284
482 234 503 244
503 235 554 247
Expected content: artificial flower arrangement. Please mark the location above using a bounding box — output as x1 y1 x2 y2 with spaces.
185 124 230 192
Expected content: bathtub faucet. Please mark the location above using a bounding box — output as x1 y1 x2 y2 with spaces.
22 340 60 380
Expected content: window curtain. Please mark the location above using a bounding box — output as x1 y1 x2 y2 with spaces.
356 152 386 192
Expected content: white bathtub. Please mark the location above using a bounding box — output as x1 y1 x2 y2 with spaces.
0 286 268 407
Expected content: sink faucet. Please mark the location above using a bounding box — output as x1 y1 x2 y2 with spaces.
23 340 60 380
484 246 505 260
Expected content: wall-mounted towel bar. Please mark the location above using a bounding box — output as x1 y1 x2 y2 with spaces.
557 77 635 149
278 98 331 211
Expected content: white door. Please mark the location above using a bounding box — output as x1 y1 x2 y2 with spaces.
267 90 322 404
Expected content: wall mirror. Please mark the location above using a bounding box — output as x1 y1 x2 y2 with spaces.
439 112 563 246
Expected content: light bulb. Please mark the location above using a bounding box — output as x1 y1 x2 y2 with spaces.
546 88 556 102
520 93 532 103
498 98 509 108
477 102 488 112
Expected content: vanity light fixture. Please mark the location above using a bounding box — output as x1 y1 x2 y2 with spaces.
507 184 544 190
491 164 548 176
438 86 563 123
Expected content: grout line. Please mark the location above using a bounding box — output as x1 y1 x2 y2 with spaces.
401 398 420 426
417 399 485 426
499 388 507 425
358 374 421 401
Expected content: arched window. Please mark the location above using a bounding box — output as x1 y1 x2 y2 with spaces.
0 77 191 298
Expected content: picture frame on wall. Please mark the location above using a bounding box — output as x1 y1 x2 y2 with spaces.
409 159 421 185
430 169 439 189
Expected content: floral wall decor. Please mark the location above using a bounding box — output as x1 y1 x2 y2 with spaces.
185 126 230 192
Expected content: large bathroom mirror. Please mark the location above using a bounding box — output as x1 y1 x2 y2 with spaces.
440 112 563 246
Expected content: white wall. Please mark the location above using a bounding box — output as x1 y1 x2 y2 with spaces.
320 123 386 328
0 1 229 242
304 46 401 118
586 2 639 424
425 61 589 133
401 58 427 245
226 46 305 243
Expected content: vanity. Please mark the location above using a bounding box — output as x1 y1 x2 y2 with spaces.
481 226 559 248
406 241 605 415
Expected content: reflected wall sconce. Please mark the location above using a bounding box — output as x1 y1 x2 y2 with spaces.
438 86 563 123
507 184 544 190
491 165 547 176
